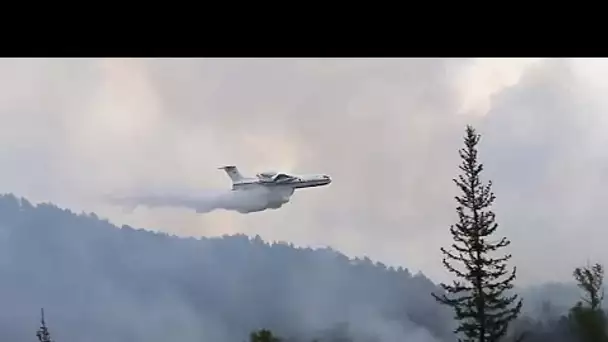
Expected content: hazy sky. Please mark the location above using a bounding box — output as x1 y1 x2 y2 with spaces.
1 57 607 286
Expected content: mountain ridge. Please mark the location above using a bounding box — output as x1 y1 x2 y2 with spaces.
0 193 588 342
0 193 456 342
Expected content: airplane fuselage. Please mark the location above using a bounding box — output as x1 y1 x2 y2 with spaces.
232 175 331 191
218 166 331 192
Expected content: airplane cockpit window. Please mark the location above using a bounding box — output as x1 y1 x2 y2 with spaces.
258 172 277 179
274 173 291 181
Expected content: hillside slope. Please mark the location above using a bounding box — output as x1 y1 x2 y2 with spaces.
0 194 456 342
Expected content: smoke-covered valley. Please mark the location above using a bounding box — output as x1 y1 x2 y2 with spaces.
0 193 595 342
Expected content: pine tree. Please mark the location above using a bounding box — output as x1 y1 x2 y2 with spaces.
432 125 523 342
573 263 605 310
36 308 53 342
568 262 608 342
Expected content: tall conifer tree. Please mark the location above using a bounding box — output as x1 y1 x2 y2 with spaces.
432 125 523 342
36 308 53 342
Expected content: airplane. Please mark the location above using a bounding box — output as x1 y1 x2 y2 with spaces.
218 165 331 191
105 166 331 216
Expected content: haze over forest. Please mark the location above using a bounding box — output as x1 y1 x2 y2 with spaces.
0 58 607 341
0 194 597 341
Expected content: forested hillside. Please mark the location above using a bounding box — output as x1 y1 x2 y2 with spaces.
0 193 457 342
0 193 598 342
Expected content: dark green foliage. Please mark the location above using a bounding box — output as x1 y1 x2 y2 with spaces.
250 329 282 342
568 263 608 342
432 125 523 342
573 263 604 310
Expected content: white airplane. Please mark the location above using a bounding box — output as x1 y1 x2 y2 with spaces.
219 165 332 191
105 166 331 215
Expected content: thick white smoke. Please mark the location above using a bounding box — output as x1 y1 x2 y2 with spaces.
106 186 296 214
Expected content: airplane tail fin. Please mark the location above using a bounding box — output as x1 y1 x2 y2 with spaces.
219 165 245 183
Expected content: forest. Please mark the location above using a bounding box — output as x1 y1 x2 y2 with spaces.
3 126 605 342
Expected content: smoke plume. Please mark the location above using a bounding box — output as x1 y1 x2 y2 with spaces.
106 186 295 214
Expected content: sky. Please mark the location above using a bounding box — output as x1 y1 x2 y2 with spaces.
0 57 607 286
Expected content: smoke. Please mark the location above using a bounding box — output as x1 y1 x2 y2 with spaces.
106 185 295 214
